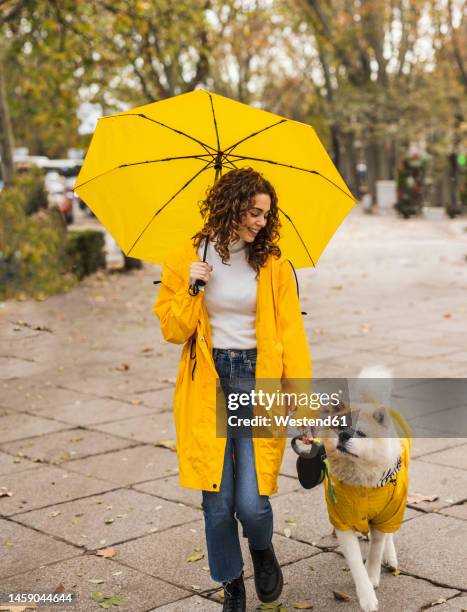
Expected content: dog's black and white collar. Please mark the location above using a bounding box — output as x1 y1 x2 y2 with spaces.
377 456 402 488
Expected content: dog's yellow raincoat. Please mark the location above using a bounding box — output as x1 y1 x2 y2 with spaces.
324 438 411 534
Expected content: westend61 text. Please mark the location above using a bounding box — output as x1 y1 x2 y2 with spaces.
227 415 348 428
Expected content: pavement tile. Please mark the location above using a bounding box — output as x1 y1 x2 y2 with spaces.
0 413 71 443
418 443 467 470
0 355 49 380
14 489 200 550
410 405 467 437
152 595 221 611
1 428 135 465
398 513 467 590
134 474 300 510
33 397 154 425
0 554 188 611
408 459 467 511
64 445 178 485
209 552 458 612
0 465 115 516
279 446 302 478
433 594 467 610
124 385 175 411
0 450 39 475
271 487 334 546
114 519 318 592
410 437 467 459
440 502 467 521
393 360 467 378
91 411 175 443
51 374 153 399
0 518 78 579
15 386 93 411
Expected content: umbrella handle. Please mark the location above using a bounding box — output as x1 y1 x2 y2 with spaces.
188 237 209 296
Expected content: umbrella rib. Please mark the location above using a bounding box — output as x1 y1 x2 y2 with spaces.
208 93 221 151
126 162 212 257
223 119 287 156
278 207 316 268
74 155 211 190
105 113 218 156
228 154 356 201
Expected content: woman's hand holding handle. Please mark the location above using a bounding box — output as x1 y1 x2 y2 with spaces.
189 262 213 294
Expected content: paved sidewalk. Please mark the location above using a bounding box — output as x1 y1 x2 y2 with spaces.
1 207 466 611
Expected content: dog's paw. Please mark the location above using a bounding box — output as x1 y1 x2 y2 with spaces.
383 554 398 570
358 585 379 612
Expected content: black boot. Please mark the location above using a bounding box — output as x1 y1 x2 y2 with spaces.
249 543 283 603
222 572 246 612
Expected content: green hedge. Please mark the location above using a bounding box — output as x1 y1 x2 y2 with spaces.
66 230 106 280
0 187 77 300
15 167 49 216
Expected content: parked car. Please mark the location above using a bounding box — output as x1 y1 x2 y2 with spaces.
45 172 74 224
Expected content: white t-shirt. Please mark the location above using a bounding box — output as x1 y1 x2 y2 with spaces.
197 238 257 349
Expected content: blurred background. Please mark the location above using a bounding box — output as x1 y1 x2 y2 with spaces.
0 0 465 299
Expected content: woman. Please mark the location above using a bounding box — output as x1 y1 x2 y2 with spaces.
153 167 312 611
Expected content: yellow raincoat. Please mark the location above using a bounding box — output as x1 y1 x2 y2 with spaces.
324 438 411 534
153 239 312 495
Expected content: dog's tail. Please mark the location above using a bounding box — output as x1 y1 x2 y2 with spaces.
356 365 393 404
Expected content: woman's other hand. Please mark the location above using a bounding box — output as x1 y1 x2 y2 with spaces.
189 262 213 286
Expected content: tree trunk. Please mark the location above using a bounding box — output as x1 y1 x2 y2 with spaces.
341 130 359 198
0 51 15 186
365 139 378 206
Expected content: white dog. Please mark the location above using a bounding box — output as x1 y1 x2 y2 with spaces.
321 367 411 612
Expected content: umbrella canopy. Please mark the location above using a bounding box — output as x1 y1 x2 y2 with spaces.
74 89 356 268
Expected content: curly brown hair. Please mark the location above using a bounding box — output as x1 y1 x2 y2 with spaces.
192 167 281 272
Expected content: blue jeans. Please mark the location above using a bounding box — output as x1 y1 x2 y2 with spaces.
201 348 274 583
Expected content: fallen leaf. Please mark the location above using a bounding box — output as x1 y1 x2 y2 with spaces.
155 439 177 451
285 518 297 525
104 517 114 525
284 527 291 538
89 579 105 585
0 490 13 497
130 399 143 405
333 591 352 601
141 347 153 353
392 568 401 576
407 493 439 504
292 602 314 609
96 547 116 559
187 553 204 562
420 597 447 610
190 585 201 591
115 363 130 371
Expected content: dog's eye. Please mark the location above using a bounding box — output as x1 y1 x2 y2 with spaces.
356 430 366 438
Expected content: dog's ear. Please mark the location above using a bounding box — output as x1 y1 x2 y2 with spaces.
373 408 386 425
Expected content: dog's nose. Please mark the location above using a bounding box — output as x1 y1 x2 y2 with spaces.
338 429 352 443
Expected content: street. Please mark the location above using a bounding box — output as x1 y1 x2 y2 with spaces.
1 206 466 611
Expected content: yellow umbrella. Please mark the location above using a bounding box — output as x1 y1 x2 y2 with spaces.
74 89 356 268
